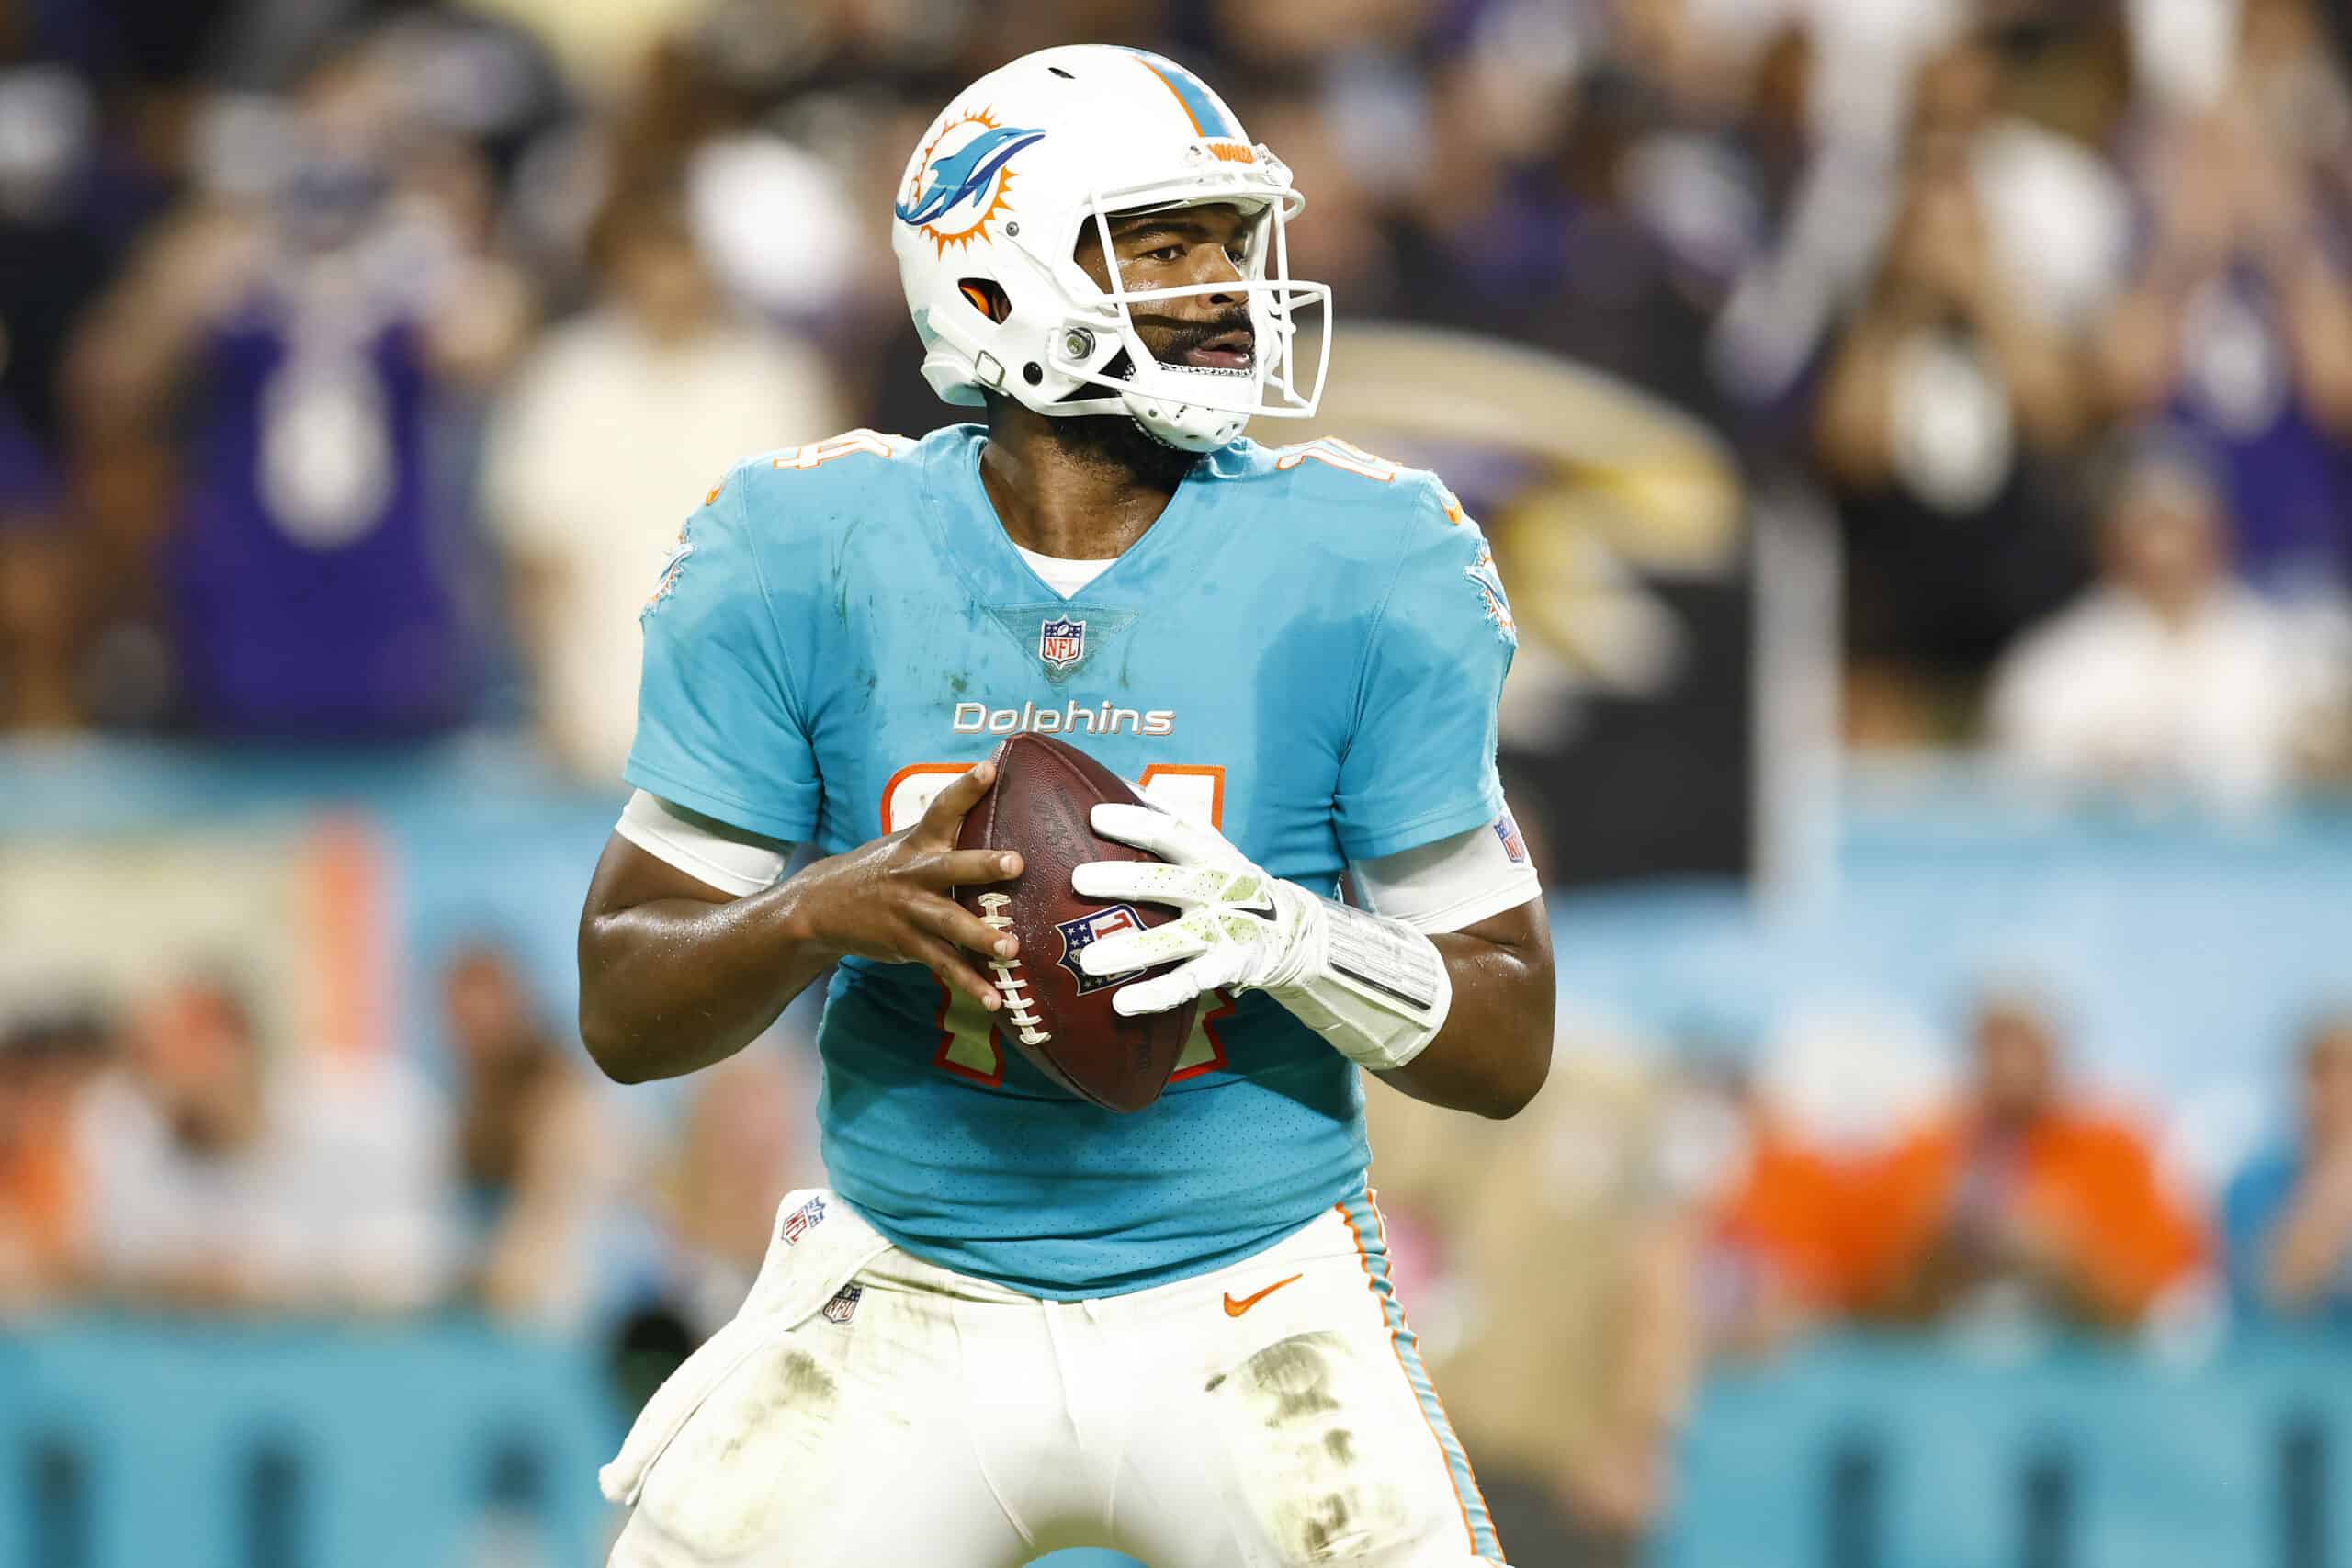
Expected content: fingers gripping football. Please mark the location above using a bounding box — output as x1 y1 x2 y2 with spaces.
1073 803 1312 1018
1072 795 1456 1074
1080 804 1250 870
790 761 1026 1013
1069 791 1454 1076
1068 858 1276 916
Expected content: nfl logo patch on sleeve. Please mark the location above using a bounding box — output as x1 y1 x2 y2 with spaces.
1039 616 1086 668
1493 812 1528 865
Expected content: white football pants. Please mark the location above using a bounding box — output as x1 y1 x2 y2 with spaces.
604 1188 1507 1567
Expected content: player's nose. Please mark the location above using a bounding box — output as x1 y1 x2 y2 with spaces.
1182 243 1245 303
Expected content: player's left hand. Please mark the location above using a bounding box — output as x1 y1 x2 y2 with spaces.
1070 804 1321 1016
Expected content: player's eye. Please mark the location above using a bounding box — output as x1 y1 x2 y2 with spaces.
1142 244 1183 263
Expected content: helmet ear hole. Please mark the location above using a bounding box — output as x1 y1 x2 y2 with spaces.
958 279 1012 323
1054 348 1130 402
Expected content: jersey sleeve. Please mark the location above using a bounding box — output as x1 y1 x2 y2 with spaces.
614 789 792 896
1350 807 1540 932
622 468 820 842
1332 479 1517 861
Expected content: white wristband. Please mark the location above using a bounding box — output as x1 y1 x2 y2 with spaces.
1265 891 1452 1074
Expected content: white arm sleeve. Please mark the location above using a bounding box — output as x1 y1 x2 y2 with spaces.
1349 807 1542 933
614 790 793 897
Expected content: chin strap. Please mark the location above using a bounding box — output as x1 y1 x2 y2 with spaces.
1119 360 1251 452
1128 413 1184 450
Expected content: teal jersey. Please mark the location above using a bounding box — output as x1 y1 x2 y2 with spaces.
627 424 1514 1298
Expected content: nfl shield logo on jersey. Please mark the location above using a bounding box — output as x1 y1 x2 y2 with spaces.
1038 616 1085 668
1056 904 1142 994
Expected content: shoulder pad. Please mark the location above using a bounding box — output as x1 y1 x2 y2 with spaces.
752 429 922 474
720 428 923 518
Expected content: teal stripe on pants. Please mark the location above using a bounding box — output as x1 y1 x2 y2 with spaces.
1341 1191 1505 1562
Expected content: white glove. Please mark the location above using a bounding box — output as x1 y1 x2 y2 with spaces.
1072 803 1452 1072
1069 803 1319 1017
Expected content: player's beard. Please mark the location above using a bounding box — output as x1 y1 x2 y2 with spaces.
985 386 1198 485
1052 406 1203 486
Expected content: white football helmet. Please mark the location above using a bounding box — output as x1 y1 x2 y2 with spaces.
890 45 1330 452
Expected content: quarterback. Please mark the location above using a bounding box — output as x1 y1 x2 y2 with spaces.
579 44 1554 1568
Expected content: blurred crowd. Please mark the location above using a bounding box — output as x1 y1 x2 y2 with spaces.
0 945 822 1337
1363 985 2352 1563
0 0 2348 802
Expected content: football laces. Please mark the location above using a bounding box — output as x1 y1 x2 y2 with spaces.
977 891 1049 1045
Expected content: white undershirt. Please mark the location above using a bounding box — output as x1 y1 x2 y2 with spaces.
1014 544 1116 599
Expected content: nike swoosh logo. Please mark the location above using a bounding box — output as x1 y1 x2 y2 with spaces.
1223 1273 1303 1318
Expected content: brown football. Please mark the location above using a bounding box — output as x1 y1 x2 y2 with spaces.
954 733 1198 1112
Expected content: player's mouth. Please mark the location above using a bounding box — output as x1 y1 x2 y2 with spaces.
1179 327 1254 371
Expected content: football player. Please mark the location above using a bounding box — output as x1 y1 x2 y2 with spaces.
581 44 1553 1568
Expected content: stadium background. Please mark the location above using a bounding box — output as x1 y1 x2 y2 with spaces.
6 1 2352 1564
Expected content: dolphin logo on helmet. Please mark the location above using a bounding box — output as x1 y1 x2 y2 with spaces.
895 116 1047 244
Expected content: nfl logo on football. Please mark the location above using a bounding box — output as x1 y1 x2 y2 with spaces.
1038 616 1085 669
1056 904 1142 995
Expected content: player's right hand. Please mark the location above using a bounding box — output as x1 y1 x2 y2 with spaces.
782 762 1023 1011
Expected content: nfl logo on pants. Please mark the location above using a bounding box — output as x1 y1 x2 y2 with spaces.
1039 616 1085 668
